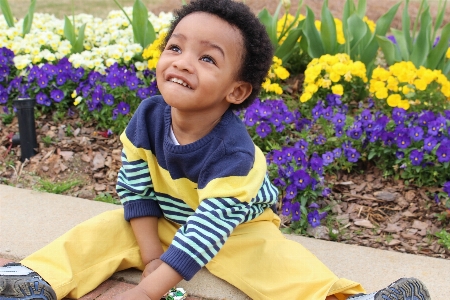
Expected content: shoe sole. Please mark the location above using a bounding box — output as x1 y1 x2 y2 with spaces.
375 277 430 300
0 275 56 300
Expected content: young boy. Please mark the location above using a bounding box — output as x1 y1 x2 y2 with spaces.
0 0 431 299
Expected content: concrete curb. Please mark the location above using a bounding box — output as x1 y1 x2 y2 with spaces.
1 185 448 299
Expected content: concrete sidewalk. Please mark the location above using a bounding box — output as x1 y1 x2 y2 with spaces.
0 184 448 299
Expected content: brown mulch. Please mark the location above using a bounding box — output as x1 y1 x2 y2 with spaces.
1 112 449 260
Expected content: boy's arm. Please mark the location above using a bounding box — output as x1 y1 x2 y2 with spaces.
114 262 183 300
130 216 163 265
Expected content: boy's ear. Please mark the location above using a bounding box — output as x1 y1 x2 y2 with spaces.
227 81 252 105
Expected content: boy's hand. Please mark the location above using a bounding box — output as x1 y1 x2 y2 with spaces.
113 286 152 300
142 258 164 280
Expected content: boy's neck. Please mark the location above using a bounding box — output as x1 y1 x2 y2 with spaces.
170 108 226 145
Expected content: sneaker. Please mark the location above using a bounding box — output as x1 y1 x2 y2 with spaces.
0 263 56 300
162 287 187 300
348 277 430 300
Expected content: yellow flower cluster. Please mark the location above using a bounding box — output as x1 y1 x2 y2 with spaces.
300 53 367 103
142 32 167 70
369 62 450 111
261 56 290 96
276 13 305 44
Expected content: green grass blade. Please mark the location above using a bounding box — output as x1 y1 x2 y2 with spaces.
113 0 133 25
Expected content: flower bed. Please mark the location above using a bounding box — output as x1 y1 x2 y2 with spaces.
1 1 450 250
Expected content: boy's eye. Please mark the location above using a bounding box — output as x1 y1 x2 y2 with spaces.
200 55 216 65
167 44 181 53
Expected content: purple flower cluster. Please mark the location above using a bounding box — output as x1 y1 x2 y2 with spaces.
0 48 16 104
1 47 159 133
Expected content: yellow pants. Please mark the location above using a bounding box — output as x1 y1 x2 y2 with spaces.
21 208 365 300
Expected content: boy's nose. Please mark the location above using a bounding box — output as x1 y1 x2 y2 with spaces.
172 56 194 73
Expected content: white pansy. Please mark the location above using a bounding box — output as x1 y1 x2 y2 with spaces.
0 9 173 72
13 55 32 70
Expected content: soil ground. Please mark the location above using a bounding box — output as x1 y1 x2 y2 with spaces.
1 0 449 262
6 0 450 29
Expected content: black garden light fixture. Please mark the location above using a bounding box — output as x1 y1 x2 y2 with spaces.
12 97 39 161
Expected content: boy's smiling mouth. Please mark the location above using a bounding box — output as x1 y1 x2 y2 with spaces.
169 77 192 89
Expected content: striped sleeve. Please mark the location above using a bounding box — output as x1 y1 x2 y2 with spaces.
116 150 163 220
160 174 278 280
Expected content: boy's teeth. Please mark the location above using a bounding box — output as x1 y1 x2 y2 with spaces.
170 78 191 89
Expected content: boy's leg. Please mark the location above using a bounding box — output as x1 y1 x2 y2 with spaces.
19 209 144 299
205 208 365 300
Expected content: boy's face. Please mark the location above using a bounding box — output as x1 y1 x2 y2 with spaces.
156 12 249 114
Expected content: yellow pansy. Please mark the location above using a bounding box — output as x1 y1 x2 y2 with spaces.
274 66 290 80
305 83 319 94
329 72 341 82
262 78 272 91
73 96 82 106
320 79 332 89
375 88 389 99
413 79 427 91
446 47 450 59
386 76 399 92
363 16 376 32
398 100 410 110
331 84 344 95
387 94 401 107
300 92 312 103
372 66 391 81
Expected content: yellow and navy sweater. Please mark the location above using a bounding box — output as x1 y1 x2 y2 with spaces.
116 96 278 280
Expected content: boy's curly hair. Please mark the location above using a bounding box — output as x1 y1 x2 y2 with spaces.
161 0 274 110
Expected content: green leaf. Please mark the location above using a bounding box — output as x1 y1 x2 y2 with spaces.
258 8 277 47
426 22 450 69
391 28 409 61
432 0 446 41
64 16 76 45
356 0 367 19
143 19 156 48
376 35 400 65
342 0 352 40
132 0 151 48
0 0 14 28
320 0 337 54
360 2 400 65
443 60 450 77
347 15 367 56
22 0 36 36
410 6 431 68
275 27 303 63
402 0 413 52
73 23 86 53
302 6 324 58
